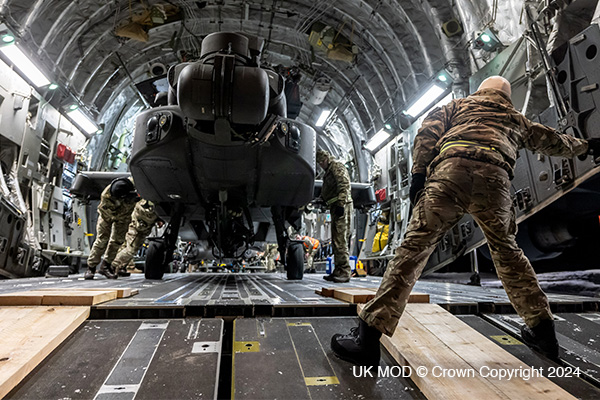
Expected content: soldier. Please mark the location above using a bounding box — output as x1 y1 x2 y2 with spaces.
331 76 600 366
111 199 159 277
263 243 279 272
301 235 320 273
316 149 353 283
85 178 138 279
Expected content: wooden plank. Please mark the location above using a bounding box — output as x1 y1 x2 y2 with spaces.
39 290 117 306
0 308 41 336
357 304 507 399
358 304 576 400
407 292 429 303
0 292 44 306
319 287 358 297
0 290 117 306
333 288 376 303
41 287 138 298
0 306 90 398
406 304 576 400
330 288 429 304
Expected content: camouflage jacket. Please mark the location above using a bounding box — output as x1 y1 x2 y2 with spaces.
97 185 137 220
131 199 158 231
412 88 588 178
321 159 352 207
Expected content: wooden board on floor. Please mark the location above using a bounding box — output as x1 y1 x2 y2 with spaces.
319 287 429 304
0 290 118 306
41 287 139 298
0 292 45 306
333 288 377 303
0 306 90 398
358 304 576 400
316 287 357 297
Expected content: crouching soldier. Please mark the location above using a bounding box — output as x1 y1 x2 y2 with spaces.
112 199 159 277
85 178 138 279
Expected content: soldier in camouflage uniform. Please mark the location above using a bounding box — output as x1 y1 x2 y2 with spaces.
331 76 600 366
301 235 320 273
264 243 279 272
316 149 353 283
111 199 159 277
85 178 138 279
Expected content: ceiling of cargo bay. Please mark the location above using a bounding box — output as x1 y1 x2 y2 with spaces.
0 0 552 180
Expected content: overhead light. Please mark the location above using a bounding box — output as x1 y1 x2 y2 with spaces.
315 109 331 127
438 74 447 82
48 83 58 90
1 34 14 43
473 28 502 52
67 108 98 134
384 123 392 130
0 44 51 87
69 104 78 111
405 84 445 117
364 129 390 152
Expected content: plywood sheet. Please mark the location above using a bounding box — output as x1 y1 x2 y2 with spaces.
0 306 90 398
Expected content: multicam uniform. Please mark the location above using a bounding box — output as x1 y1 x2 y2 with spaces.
360 88 588 336
301 236 320 271
112 199 158 272
87 185 137 268
321 157 353 278
264 243 279 271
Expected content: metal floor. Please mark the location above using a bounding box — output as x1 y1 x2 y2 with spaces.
2 272 600 399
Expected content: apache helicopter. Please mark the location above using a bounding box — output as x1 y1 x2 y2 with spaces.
71 31 375 280
126 31 317 279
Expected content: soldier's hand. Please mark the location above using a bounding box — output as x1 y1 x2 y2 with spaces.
333 205 345 217
409 173 426 206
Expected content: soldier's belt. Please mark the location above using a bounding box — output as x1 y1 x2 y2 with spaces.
440 140 498 154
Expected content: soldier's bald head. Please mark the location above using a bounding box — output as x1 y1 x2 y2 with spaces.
478 76 511 98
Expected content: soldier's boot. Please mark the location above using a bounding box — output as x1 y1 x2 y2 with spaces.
84 266 96 280
331 318 381 367
97 259 118 280
323 269 350 283
521 319 559 359
117 267 131 277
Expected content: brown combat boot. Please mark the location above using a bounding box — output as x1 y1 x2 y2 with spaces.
98 259 117 279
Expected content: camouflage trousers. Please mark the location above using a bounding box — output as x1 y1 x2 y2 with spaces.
360 158 552 336
331 202 353 278
305 246 317 270
87 213 131 268
264 243 279 271
112 223 154 271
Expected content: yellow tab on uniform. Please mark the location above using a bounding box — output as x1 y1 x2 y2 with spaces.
84 233 94 237
440 140 497 154
305 376 340 386
490 335 522 345
233 341 260 353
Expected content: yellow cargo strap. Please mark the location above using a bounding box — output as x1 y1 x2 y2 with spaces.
440 140 497 154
